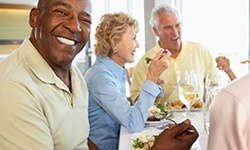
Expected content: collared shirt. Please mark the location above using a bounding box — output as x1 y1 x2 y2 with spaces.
130 41 216 103
0 38 89 150
208 72 250 150
84 56 161 150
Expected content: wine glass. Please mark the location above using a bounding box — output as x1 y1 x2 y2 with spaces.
203 69 228 134
205 68 229 94
177 69 200 119
203 79 220 134
203 91 213 134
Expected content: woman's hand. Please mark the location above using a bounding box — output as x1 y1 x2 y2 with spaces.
215 56 236 80
215 56 231 72
147 49 171 83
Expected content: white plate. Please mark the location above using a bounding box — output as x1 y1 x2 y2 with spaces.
130 132 201 150
146 111 175 127
145 120 170 127
191 140 202 150
145 111 183 127
170 108 203 112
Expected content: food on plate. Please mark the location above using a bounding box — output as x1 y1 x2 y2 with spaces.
147 116 158 121
192 100 203 108
147 103 170 121
167 100 184 109
132 133 159 150
147 105 161 117
166 100 203 109
240 60 250 64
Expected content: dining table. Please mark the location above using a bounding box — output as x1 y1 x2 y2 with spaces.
118 110 208 150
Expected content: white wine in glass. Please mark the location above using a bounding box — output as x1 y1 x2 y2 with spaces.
177 70 200 118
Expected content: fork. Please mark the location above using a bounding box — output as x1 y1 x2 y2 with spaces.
153 112 177 124
156 123 195 132
154 112 194 132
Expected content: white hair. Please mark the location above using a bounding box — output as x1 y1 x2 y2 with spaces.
149 4 181 29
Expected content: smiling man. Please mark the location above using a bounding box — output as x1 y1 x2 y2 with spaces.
0 0 92 149
130 4 222 104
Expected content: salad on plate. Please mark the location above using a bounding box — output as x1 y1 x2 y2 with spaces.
131 132 160 150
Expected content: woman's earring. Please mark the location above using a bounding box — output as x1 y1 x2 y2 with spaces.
113 49 118 54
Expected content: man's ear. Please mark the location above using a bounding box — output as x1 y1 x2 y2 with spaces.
152 27 159 36
29 8 39 28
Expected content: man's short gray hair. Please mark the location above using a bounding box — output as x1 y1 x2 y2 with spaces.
149 4 181 29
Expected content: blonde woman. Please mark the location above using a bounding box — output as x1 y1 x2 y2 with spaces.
84 12 198 150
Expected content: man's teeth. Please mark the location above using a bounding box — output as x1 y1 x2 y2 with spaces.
171 37 178 40
57 37 75 45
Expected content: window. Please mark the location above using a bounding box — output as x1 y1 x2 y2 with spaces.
87 0 145 68
74 0 145 75
181 0 249 78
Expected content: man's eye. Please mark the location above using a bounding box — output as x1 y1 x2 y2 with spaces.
81 19 91 25
176 23 181 28
55 10 67 16
164 26 171 30
79 17 92 25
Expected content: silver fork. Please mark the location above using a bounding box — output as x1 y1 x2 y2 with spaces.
154 112 194 132
156 123 195 132
153 111 177 124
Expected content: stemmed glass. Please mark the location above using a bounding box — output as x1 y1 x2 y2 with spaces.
203 69 228 134
177 69 200 119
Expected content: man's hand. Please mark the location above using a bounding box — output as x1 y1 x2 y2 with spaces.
150 119 199 150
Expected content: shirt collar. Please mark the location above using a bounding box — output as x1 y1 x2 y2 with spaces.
153 40 191 60
176 41 191 60
96 56 126 79
19 38 70 91
153 42 162 53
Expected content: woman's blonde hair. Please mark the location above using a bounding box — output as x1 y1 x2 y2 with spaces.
94 12 139 57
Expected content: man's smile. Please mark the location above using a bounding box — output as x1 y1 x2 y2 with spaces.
56 37 76 45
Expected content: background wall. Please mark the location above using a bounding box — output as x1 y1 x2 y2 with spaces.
0 0 249 76
0 7 31 54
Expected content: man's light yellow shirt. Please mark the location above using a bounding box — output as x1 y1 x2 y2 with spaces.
130 41 216 104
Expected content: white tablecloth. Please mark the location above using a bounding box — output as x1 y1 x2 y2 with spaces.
118 110 208 150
